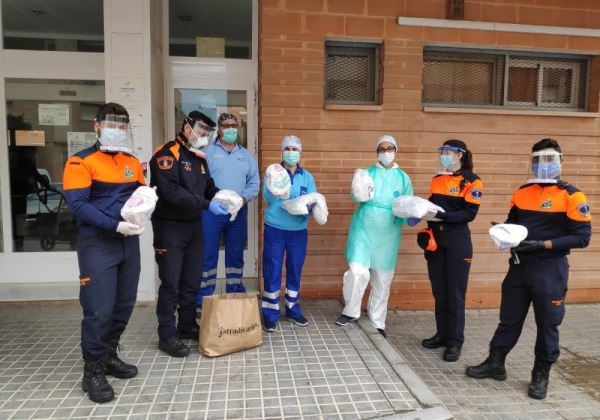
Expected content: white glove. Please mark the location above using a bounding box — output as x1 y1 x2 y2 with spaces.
116 221 145 236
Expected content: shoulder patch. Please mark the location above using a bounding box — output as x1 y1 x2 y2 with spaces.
157 156 174 170
471 189 483 199
577 202 591 217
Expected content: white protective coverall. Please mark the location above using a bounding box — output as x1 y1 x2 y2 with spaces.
342 163 413 329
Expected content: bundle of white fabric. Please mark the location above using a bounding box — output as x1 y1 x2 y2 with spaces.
213 189 244 222
392 195 445 221
120 186 158 227
351 169 375 202
489 223 529 251
266 163 291 199
281 192 329 225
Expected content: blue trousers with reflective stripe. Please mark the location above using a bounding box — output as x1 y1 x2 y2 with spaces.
77 234 140 359
196 205 247 306
262 224 307 324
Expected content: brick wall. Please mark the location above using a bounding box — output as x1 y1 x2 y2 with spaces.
258 0 600 309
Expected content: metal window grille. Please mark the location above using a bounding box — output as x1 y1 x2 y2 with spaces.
423 48 589 111
325 42 380 105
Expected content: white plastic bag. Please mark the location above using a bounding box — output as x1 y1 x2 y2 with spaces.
266 164 291 199
392 195 445 220
351 168 375 202
312 194 328 225
282 193 328 225
120 186 158 227
213 189 244 222
489 223 529 251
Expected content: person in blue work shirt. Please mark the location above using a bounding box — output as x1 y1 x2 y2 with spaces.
196 113 259 310
63 102 145 404
150 111 229 358
467 138 591 400
262 135 317 332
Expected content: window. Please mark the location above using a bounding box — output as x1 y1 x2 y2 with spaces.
169 0 252 59
5 78 105 252
324 41 381 105
2 0 104 52
423 48 589 111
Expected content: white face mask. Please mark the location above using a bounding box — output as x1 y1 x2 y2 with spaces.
378 151 395 166
189 135 209 150
99 127 129 152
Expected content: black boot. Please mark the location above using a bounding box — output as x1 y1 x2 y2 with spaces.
422 335 445 349
177 323 200 341
82 358 114 403
159 336 191 357
466 347 508 381
104 337 138 379
528 360 551 400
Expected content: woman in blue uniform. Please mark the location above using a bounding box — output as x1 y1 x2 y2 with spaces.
420 139 483 362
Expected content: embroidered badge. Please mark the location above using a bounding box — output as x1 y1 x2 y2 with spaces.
124 166 134 179
541 199 553 209
157 156 174 170
449 186 459 194
471 189 482 199
182 161 192 172
577 203 590 217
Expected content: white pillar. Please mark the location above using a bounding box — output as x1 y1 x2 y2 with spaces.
104 0 165 301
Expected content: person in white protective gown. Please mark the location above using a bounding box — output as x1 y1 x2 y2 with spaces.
335 135 415 338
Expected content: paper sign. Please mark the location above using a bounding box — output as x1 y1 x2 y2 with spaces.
39 104 70 126
67 132 97 156
112 78 144 102
15 130 45 146
196 37 225 58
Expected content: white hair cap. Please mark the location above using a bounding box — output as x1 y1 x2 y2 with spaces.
376 135 397 150
281 135 302 151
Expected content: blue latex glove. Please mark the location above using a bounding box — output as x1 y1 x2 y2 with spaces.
406 217 421 227
208 201 229 216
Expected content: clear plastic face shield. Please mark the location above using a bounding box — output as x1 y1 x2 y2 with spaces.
528 149 562 183
437 145 464 174
185 116 215 153
96 114 133 154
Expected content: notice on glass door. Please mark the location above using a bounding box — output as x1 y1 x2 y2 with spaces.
39 104 70 126
67 132 97 156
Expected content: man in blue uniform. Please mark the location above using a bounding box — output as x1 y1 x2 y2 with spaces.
466 138 591 400
151 111 228 358
63 102 145 403
196 113 259 309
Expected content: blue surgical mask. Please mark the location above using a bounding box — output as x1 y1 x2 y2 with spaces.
439 155 454 168
283 150 300 165
532 162 561 179
222 128 238 144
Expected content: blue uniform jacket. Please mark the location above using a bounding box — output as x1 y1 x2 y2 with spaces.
264 164 317 231
204 140 260 203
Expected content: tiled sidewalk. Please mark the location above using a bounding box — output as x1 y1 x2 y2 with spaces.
0 300 435 420
386 303 600 420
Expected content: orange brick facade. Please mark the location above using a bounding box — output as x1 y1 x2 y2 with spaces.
258 0 600 309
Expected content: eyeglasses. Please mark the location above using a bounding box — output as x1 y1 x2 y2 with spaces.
377 146 396 153
220 123 239 129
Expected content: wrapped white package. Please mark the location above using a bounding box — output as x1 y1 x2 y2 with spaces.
312 194 328 225
120 186 158 227
213 189 244 222
266 164 291 199
392 195 445 220
281 193 328 225
351 168 375 202
489 223 529 251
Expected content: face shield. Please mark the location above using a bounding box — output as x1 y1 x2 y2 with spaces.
437 145 464 174
186 117 215 153
528 150 562 183
96 114 133 154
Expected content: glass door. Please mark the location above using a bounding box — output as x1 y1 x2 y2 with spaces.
171 85 258 281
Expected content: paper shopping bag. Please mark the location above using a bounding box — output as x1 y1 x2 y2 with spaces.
199 293 263 357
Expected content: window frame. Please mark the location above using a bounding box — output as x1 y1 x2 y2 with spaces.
422 46 590 112
324 40 381 106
